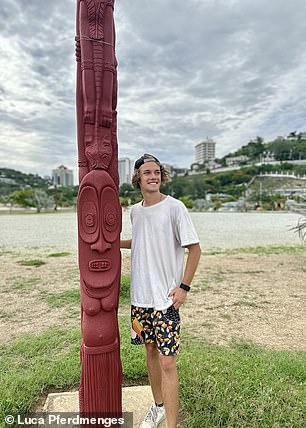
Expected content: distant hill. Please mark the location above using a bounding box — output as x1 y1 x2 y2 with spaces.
0 168 50 197
247 174 306 193
2 133 306 199
221 136 306 164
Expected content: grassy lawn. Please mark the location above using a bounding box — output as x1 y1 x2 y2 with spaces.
0 318 305 428
203 244 306 256
179 340 306 427
0 248 305 427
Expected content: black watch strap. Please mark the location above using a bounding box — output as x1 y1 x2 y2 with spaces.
179 283 191 292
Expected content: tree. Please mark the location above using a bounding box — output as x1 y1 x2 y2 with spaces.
234 136 265 161
186 176 208 199
179 196 193 209
55 185 79 207
7 188 53 212
269 138 292 161
7 189 34 207
119 183 134 197
31 190 53 212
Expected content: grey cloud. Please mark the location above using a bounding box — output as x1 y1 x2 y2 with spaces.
1 0 306 175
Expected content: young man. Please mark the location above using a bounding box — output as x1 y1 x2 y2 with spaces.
121 154 201 428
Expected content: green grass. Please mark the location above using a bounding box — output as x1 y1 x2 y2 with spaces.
232 300 259 308
0 317 146 427
17 259 46 267
120 275 131 303
0 327 81 426
0 247 14 256
41 276 130 309
219 314 231 321
0 320 305 428
179 340 306 427
43 289 80 308
204 244 306 256
225 270 265 275
11 277 40 290
47 252 70 258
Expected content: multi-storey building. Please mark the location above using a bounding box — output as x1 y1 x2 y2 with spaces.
195 138 216 164
52 165 74 187
118 157 134 186
226 155 249 166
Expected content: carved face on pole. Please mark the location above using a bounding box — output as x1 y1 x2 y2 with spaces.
78 169 121 290
85 130 113 170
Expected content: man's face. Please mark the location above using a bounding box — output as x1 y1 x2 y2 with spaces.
139 161 161 193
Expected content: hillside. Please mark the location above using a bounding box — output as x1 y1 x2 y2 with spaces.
0 168 50 197
246 175 306 194
222 135 306 164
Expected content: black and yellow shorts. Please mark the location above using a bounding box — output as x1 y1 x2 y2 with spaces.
131 305 181 356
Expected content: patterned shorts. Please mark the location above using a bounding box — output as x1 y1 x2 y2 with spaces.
131 305 181 356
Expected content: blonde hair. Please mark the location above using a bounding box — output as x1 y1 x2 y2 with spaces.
131 156 170 189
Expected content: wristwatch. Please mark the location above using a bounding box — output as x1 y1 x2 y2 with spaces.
179 282 191 292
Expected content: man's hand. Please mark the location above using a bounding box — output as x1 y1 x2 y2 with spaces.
120 239 131 249
169 287 188 310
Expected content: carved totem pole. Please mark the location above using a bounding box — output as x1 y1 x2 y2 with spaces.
75 0 122 415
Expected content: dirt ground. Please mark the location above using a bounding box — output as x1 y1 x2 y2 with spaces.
0 246 305 351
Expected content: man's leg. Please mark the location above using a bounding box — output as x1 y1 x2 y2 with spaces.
159 355 179 428
145 342 163 405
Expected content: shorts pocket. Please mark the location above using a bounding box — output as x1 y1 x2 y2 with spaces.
164 304 180 323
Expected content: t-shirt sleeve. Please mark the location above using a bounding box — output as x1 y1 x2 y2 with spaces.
175 204 200 247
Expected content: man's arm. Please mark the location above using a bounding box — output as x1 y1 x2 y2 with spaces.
181 243 201 286
169 243 201 310
120 239 132 249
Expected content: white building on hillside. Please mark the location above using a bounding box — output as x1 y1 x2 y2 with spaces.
226 155 249 166
118 157 134 186
195 138 216 164
52 165 74 187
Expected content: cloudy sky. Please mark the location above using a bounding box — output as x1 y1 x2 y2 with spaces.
1 0 306 181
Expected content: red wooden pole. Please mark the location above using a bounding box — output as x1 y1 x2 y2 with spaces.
75 0 122 416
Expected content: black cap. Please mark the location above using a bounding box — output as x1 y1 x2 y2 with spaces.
134 153 161 170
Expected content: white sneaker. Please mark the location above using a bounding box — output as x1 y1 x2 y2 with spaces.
139 403 166 428
155 404 166 426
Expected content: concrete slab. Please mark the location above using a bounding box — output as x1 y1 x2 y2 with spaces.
43 387 166 428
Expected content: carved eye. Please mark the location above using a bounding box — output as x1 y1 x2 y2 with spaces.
85 213 95 227
78 186 99 243
101 186 121 243
104 203 117 230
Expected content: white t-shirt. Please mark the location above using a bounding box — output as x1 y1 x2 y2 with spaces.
130 195 199 310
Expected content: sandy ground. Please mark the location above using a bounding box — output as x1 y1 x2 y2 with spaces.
0 246 305 351
185 251 305 351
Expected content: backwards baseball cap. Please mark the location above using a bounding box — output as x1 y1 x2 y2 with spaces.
134 153 161 170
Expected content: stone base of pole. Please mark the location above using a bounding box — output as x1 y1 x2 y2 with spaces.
43 387 166 428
